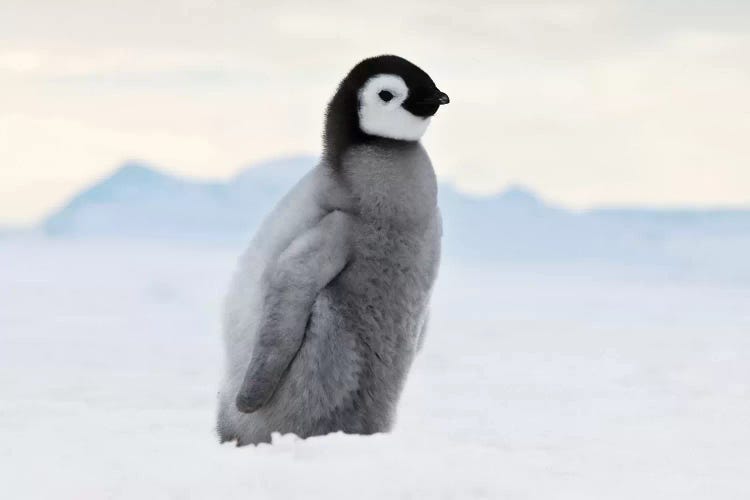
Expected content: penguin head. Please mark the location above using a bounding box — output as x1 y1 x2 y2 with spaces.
324 55 449 166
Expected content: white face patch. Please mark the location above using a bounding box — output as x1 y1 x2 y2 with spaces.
357 74 431 141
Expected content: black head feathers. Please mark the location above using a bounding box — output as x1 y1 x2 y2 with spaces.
323 55 449 170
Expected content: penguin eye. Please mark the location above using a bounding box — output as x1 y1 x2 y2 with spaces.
378 90 394 102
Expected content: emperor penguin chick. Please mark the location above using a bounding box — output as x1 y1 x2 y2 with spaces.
218 55 449 445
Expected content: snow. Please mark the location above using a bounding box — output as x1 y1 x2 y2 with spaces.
1 239 749 499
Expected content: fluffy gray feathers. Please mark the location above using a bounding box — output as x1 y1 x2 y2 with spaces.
218 143 441 445
235 210 352 414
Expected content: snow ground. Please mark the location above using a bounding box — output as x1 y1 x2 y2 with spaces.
1 240 749 499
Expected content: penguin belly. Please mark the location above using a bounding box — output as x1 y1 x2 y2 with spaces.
256 219 438 439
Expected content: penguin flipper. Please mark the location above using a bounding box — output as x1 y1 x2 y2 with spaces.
235 210 351 414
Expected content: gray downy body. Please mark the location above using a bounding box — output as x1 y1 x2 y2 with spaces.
217 140 441 445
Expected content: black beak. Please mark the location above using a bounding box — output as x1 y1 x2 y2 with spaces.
403 88 451 117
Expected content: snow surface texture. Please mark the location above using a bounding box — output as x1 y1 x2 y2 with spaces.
1 240 749 499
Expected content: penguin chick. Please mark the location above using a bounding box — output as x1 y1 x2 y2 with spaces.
217 55 448 445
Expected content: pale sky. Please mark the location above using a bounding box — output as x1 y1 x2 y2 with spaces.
1 0 749 224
